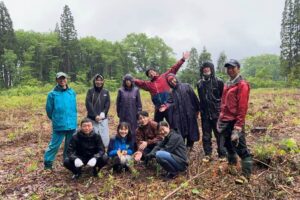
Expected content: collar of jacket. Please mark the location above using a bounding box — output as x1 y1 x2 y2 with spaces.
78 130 95 138
54 84 69 91
226 74 242 87
94 86 103 92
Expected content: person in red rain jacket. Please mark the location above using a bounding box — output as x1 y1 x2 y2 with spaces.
133 51 190 123
217 59 252 184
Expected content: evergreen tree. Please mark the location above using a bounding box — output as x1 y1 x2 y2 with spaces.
198 46 212 67
280 0 295 75
59 5 78 80
0 1 17 88
293 0 300 66
217 51 227 74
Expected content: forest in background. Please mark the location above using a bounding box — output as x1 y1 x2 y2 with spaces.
0 0 300 93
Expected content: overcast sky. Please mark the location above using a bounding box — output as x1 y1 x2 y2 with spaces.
3 0 284 62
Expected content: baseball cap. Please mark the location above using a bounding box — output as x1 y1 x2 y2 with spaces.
56 72 68 79
224 59 240 68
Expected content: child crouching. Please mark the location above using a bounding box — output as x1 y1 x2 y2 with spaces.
108 122 134 172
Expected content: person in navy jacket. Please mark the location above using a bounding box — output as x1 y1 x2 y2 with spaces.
116 74 142 143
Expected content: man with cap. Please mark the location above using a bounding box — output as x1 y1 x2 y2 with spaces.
85 74 110 147
217 59 252 184
44 72 77 170
196 62 226 162
134 51 190 123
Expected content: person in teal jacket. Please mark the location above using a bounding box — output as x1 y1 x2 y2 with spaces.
44 72 77 170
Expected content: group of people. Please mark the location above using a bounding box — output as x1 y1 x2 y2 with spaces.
43 51 252 184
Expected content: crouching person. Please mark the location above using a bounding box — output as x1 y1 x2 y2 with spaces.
64 118 108 179
145 121 188 180
108 122 134 173
134 111 163 162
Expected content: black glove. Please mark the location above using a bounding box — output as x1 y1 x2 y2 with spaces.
231 129 242 146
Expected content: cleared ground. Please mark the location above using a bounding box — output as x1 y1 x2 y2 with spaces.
0 89 299 200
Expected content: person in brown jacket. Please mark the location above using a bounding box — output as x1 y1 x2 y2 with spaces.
134 111 163 161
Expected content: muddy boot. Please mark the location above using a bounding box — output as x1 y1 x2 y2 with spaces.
241 156 252 179
235 157 252 184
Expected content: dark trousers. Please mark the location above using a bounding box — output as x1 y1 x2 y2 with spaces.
64 155 108 175
110 156 130 172
219 121 251 164
202 118 226 157
154 109 169 123
184 138 194 148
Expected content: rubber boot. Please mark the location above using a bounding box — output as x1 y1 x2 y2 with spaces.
241 156 252 179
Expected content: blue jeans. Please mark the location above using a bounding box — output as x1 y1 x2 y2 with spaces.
155 151 185 174
44 130 75 168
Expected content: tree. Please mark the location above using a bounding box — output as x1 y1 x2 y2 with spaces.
242 54 281 81
198 46 212 66
59 5 79 81
179 47 199 86
217 51 227 74
0 1 17 88
292 0 300 80
280 0 295 75
121 33 174 73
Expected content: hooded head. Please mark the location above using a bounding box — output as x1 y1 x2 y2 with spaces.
93 74 104 90
122 74 134 89
200 61 215 80
166 73 179 89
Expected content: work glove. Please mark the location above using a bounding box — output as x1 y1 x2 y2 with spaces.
231 129 242 146
120 155 127 164
99 112 105 119
74 158 84 168
87 157 97 167
217 120 229 133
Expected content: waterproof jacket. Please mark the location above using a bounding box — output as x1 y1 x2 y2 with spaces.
116 75 142 135
136 120 163 146
66 130 105 161
86 75 110 120
219 75 250 128
197 77 224 120
107 135 134 157
46 85 77 131
150 130 188 168
165 75 200 141
134 58 185 108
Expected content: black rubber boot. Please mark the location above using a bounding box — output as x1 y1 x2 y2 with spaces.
241 156 252 179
